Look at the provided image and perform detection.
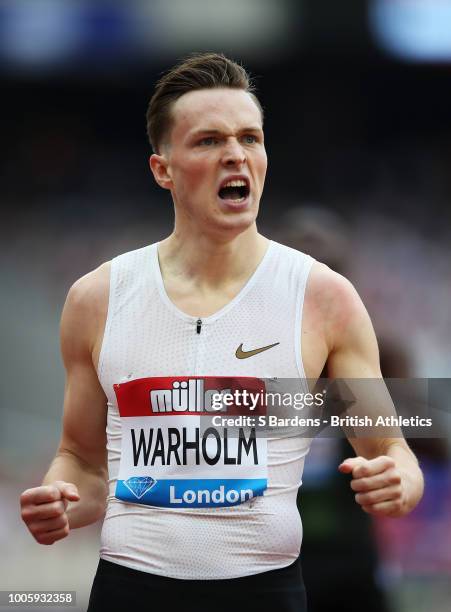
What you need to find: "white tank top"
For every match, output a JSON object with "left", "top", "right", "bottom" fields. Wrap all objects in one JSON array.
[{"left": 98, "top": 239, "right": 314, "bottom": 579}]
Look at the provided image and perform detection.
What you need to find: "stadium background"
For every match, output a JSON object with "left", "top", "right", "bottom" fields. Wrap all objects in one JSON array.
[{"left": 1, "top": 1, "right": 450, "bottom": 611}]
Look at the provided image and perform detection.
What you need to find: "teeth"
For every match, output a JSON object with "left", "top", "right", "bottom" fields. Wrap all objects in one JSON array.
[{"left": 223, "top": 179, "right": 247, "bottom": 188}]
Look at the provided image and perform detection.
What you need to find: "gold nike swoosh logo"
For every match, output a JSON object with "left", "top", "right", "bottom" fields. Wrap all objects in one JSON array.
[{"left": 235, "top": 342, "right": 280, "bottom": 359}]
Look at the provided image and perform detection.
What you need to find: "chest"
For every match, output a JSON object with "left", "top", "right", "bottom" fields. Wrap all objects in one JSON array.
[{"left": 162, "top": 277, "right": 249, "bottom": 319}]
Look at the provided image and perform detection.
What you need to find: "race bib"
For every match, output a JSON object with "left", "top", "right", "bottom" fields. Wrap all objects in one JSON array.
[{"left": 114, "top": 376, "right": 268, "bottom": 508}]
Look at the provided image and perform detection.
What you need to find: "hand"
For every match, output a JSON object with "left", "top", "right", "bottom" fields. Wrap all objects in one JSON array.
[
  {"left": 339, "top": 456, "right": 405, "bottom": 517},
  {"left": 20, "top": 481, "right": 80, "bottom": 545}
]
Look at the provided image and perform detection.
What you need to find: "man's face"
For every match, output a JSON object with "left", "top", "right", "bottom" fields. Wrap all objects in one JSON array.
[{"left": 154, "top": 87, "right": 267, "bottom": 236}]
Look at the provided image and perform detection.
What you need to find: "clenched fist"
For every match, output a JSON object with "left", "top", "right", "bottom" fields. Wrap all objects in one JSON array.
[
  {"left": 20, "top": 481, "right": 80, "bottom": 545},
  {"left": 339, "top": 456, "right": 405, "bottom": 517}
]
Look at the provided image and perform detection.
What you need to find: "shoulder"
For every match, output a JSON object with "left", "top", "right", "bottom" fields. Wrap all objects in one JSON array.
[
  {"left": 306, "top": 261, "right": 372, "bottom": 350},
  {"left": 63, "top": 243, "right": 153, "bottom": 323},
  {"left": 61, "top": 262, "right": 111, "bottom": 358},
  {"left": 307, "top": 261, "right": 363, "bottom": 316},
  {"left": 65, "top": 261, "right": 111, "bottom": 316}
]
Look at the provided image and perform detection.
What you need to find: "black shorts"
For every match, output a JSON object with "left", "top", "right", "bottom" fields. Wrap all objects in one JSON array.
[{"left": 87, "top": 557, "right": 307, "bottom": 612}]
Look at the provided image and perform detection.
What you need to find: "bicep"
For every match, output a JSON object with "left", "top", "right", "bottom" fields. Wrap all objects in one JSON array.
[
  {"left": 323, "top": 274, "right": 405, "bottom": 457},
  {"left": 326, "top": 278, "right": 381, "bottom": 379},
  {"left": 60, "top": 361, "right": 108, "bottom": 470},
  {"left": 58, "top": 279, "right": 108, "bottom": 471}
]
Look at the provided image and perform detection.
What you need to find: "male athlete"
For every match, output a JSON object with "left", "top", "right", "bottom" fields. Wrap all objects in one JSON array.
[{"left": 20, "top": 53, "right": 424, "bottom": 612}]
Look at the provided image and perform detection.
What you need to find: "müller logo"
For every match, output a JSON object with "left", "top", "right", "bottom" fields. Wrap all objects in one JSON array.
[{"left": 150, "top": 379, "right": 229, "bottom": 413}]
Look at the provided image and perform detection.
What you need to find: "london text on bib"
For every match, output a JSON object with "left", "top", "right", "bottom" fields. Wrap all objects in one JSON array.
[{"left": 114, "top": 376, "right": 268, "bottom": 508}]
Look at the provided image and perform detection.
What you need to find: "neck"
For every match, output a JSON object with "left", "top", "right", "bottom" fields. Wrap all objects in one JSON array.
[{"left": 158, "top": 225, "right": 269, "bottom": 289}]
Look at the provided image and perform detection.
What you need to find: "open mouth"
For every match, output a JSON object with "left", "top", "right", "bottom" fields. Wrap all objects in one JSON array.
[{"left": 218, "top": 179, "right": 250, "bottom": 203}]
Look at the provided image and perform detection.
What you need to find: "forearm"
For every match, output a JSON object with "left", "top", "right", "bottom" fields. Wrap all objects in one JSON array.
[
  {"left": 43, "top": 450, "right": 108, "bottom": 529},
  {"left": 383, "top": 440, "right": 424, "bottom": 515}
]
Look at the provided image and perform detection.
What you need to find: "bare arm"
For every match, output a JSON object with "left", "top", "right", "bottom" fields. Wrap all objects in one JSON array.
[
  {"left": 316, "top": 265, "right": 424, "bottom": 517},
  {"left": 21, "top": 264, "right": 110, "bottom": 543}
]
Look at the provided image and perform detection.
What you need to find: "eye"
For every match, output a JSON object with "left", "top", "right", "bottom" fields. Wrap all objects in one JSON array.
[
  {"left": 198, "top": 137, "right": 218, "bottom": 146},
  {"left": 242, "top": 134, "right": 258, "bottom": 144}
]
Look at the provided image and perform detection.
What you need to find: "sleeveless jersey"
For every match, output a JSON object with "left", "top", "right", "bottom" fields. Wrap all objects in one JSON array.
[{"left": 98, "top": 240, "right": 315, "bottom": 579}]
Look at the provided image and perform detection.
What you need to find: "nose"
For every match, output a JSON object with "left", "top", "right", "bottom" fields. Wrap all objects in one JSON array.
[{"left": 222, "top": 138, "right": 246, "bottom": 167}]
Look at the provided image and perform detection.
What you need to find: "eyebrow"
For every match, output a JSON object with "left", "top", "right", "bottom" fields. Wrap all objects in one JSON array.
[{"left": 191, "top": 127, "right": 263, "bottom": 137}]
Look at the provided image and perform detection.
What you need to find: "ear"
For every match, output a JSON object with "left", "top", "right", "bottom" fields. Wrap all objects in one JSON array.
[{"left": 149, "top": 154, "right": 173, "bottom": 190}]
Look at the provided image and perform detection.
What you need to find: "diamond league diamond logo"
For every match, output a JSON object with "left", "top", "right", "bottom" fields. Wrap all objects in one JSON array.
[{"left": 124, "top": 476, "right": 157, "bottom": 499}]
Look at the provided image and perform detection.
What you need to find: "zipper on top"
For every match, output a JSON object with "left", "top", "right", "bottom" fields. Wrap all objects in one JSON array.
[{"left": 194, "top": 318, "right": 203, "bottom": 375}]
